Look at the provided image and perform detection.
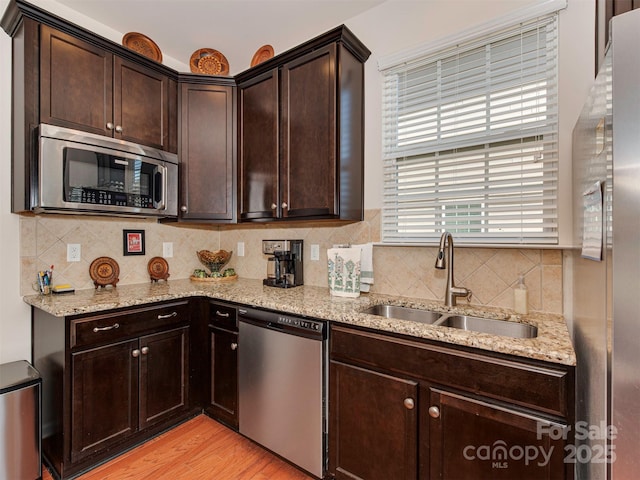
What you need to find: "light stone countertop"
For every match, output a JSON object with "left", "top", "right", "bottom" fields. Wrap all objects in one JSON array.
[{"left": 23, "top": 277, "right": 576, "bottom": 366}]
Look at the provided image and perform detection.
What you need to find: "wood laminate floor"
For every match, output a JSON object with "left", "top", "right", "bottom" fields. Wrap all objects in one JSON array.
[{"left": 42, "top": 415, "right": 314, "bottom": 480}]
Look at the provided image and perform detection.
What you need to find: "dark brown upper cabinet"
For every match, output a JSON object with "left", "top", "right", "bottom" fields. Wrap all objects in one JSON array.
[
  {"left": 3, "top": 1, "right": 370, "bottom": 225},
  {"left": 237, "top": 70, "right": 280, "bottom": 221},
  {"left": 40, "top": 25, "right": 177, "bottom": 153},
  {"left": 237, "top": 25, "right": 370, "bottom": 223},
  {"left": 179, "top": 78, "right": 236, "bottom": 222}
]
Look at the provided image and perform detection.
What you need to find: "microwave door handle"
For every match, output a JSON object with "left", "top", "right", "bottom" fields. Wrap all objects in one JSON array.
[{"left": 154, "top": 165, "right": 167, "bottom": 210}]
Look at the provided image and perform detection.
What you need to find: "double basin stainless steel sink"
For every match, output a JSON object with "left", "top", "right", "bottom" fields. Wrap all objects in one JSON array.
[{"left": 362, "top": 304, "right": 537, "bottom": 339}]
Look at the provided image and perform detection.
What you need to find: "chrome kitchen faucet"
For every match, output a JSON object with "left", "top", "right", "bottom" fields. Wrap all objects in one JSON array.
[{"left": 435, "top": 232, "right": 472, "bottom": 307}]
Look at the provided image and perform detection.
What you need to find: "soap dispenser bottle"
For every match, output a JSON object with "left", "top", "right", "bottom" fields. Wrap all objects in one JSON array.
[{"left": 514, "top": 274, "right": 528, "bottom": 314}]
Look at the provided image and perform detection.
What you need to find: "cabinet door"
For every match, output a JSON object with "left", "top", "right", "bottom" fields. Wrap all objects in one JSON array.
[
  {"left": 208, "top": 326, "right": 238, "bottom": 428},
  {"left": 427, "top": 387, "right": 568, "bottom": 480},
  {"left": 281, "top": 44, "right": 337, "bottom": 219},
  {"left": 238, "top": 70, "right": 279, "bottom": 220},
  {"left": 329, "top": 360, "right": 418, "bottom": 480},
  {"left": 139, "top": 327, "right": 189, "bottom": 429},
  {"left": 70, "top": 339, "right": 139, "bottom": 463},
  {"left": 114, "top": 57, "right": 172, "bottom": 151},
  {"left": 40, "top": 25, "right": 113, "bottom": 136},
  {"left": 179, "top": 83, "right": 235, "bottom": 221}
]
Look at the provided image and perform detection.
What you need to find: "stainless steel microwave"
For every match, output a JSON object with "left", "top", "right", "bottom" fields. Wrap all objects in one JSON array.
[{"left": 33, "top": 124, "right": 178, "bottom": 217}]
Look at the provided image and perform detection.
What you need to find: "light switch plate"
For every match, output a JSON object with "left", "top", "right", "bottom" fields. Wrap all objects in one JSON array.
[
  {"left": 163, "top": 242, "right": 173, "bottom": 258},
  {"left": 310, "top": 244, "right": 320, "bottom": 261},
  {"left": 237, "top": 242, "right": 245, "bottom": 257}
]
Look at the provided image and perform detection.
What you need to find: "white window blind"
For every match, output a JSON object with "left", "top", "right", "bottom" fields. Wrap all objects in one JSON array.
[{"left": 381, "top": 14, "right": 559, "bottom": 245}]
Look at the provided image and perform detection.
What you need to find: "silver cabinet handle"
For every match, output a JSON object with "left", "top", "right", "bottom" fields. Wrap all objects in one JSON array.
[
  {"left": 271, "top": 203, "right": 277, "bottom": 210},
  {"left": 132, "top": 349, "right": 141, "bottom": 358},
  {"left": 93, "top": 323, "right": 119, "bottom": 333},
  {"left": 115, "top": 125, "right": 123, "bottom": 133},
  {"left": 157, "top": 312, "right": 178, "bottom": 320},
  {"left": 404, "top": 398, "right": 415, "bottom": 410},
  {"left": 428, "top": 406, "right": 440, "bottom": 418},
  {"left": 141, "top": 346, "right": 149, "bottom": 355},
  {"left": 106, "top": 122, "right": 114, "bottom": 130},
  {"left": 231, "top": 342, "right": 238, "bottom": 350},
  {"left": 281, "top": 202, "right": 288, "bottom": 209},
  {"left": 180, "top": 205, "right": 188, "bottom": 212},
  {"left": 216, "top": 310, "right": 230, "bottom": 318}
]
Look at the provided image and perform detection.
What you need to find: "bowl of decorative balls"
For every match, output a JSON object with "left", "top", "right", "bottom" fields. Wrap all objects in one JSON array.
[{"left": 191, "top": 249, "right": 237, "bottom": 282}]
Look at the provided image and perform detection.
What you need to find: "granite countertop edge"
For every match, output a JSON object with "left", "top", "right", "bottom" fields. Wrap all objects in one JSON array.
[{"left": 23, "top": 277, "right": 576, "bottom": 367}]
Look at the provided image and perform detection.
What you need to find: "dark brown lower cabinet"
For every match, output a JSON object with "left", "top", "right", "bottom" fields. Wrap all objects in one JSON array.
[
  {"left": 328, "top": 325, "right": 575, "bottom": 480},
  {"left": 70, "top": 327, "right": 189, "bottom": 463},
  {"left": 71, "top": 339, "right": 139, "bottom": 463},
  {"left": 34, "top": 301, "right": 194, "bottom": 480},
  {"left": 206, "top": 301, "right": 239, "bottom": 428},
  {"left": 208, "top": 326, "right": 238, "bottom": 427},
  {"left": 427, "top": 386, "right": 567, "bottom": 480},
  {"left": 330, "top": 361, "right": 418, "bottom": 480},
  {"left": 139, "top": 327, "right": 189, "bottom": 428},
  {"left": 70, "top": 326, "right": 189, "bottom": 464}
]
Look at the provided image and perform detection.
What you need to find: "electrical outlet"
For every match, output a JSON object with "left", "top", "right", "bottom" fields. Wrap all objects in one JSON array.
[
  {"left": 310, "top": 244, "right": 320, "bottom": 261},
  {"left": 237, "top": 242, "right": 245, "bottom": 257},
  {"left": 163, "top": 242, "right": 173, "bottom": 258},
  {"left": 67, "top": 244, "right": 81, "bottom": 262}
]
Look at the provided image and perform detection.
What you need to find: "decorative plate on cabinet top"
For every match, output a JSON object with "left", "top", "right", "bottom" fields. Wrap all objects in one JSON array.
[
  {"left": 251, "top": 44, "right": 274, "bottom": 67},
  {"left": 189, "top": 48, "right": 229, "bottom": 75},
  {"left": 122, "top": 32, "right": 163, "bottom": 62},
  {"left": 148, "top": 256, "right": 170, "bottom": 282},
  {"left": 89, "top": 256, "right": 120, "bottom": 289}
]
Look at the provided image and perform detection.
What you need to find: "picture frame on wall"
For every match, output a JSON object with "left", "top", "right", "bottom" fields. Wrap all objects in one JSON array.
[{"left": 123, "top": 230, "right": 145, "bottom": 256}]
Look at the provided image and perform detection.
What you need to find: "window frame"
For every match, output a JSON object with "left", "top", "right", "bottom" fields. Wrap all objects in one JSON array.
[{"left": 380, "top": 12, "right": 560, "bottom": 246}]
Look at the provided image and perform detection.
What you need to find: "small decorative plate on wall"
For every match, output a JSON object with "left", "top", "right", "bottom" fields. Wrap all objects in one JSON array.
[
  {"left": 189, "top": 48, "right": 229, "bottom": 75},
  {"left": 122, "top": 32, "right": 163, "bottom": 62},
  {"left": 148, "top": 256, "right": 170, "bottom": 282},
  {"left": 89, "top": 257, "right": 120, "bottom": 289}
]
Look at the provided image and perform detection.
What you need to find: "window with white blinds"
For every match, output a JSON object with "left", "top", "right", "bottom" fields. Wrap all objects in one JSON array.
[{"left": 381, "top": 14, "right": 559, "bottom": 245}]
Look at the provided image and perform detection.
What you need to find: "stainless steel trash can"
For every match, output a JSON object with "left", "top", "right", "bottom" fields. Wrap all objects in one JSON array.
[{"left": 0, "top": 360, "right": 42, "bottom": 480}]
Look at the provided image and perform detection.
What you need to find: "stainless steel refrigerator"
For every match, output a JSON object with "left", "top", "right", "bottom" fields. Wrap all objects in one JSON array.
[{"left": 571, "top": 8, "right": 640, "bottom": 480}]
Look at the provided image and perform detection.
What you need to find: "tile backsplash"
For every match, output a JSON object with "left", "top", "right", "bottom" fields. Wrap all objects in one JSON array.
[
  {"left": 20, "top": 215, "right": 219, "bottom": 294},
  {"left": 20, "top": 209, "right": 563, "bottom": 314}
]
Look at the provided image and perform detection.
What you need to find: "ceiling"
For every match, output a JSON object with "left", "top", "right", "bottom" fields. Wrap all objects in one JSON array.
[{"left": 51, "top": 0, "right": 386, "bottom": 75}]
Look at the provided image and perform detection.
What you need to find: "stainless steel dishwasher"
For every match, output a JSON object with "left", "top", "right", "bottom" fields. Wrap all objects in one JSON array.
[{"left": 238, "top": 307, "right": 326, "bottom": 478}]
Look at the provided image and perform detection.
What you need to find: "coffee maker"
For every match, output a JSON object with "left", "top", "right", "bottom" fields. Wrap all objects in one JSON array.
[{"left": 262, "top": 240, "right": 303, "bottom": 288}]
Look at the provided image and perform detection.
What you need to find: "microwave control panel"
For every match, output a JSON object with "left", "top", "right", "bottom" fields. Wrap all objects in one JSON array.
[{"left": 69, "top": 188, "right": 154, "bottom": 208}]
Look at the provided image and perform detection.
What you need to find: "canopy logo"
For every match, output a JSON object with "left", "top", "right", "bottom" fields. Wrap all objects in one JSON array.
[
  {"left": 462, "top": 440, "right": 554, "bottom": 469},
  {"left": 462, "top": 421, "right": 617, "bottom": 470}
]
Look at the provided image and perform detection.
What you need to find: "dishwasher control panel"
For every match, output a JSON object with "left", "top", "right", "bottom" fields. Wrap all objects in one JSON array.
[
  {"left": 238, "top": 307, "right": 325, "bottom": 339},
  {"left": 275, "top": 315, "right": 323, "bottom": 332}
]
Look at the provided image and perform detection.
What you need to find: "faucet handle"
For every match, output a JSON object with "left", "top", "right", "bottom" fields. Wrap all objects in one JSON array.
[{"left": 466, "top": 289, "right": 473, "bottom": 303}]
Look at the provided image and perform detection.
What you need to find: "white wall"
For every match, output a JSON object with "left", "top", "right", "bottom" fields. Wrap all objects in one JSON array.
[
  {"left": 25, "top": 0, "right": 189, "bottom": 70},
  {"left": 0, "top": 0, "right": 594, "bottom": 362},
  {"left": 0, "top": 0, "right": 32, "bottom": 363},
  {"left": 346, "top": 0, "right": 594, "bottom": 247}
]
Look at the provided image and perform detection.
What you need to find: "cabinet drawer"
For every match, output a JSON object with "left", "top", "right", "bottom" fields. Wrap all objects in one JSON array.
[
  {"left": 70, "top": 301, "right": 189, "bottom": 349},
  {"left": 209, "top": 302, "right": 237, "bottom": 331},
  {"left": 331, "top": 325, "right": 573, "bottom": 418}
]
